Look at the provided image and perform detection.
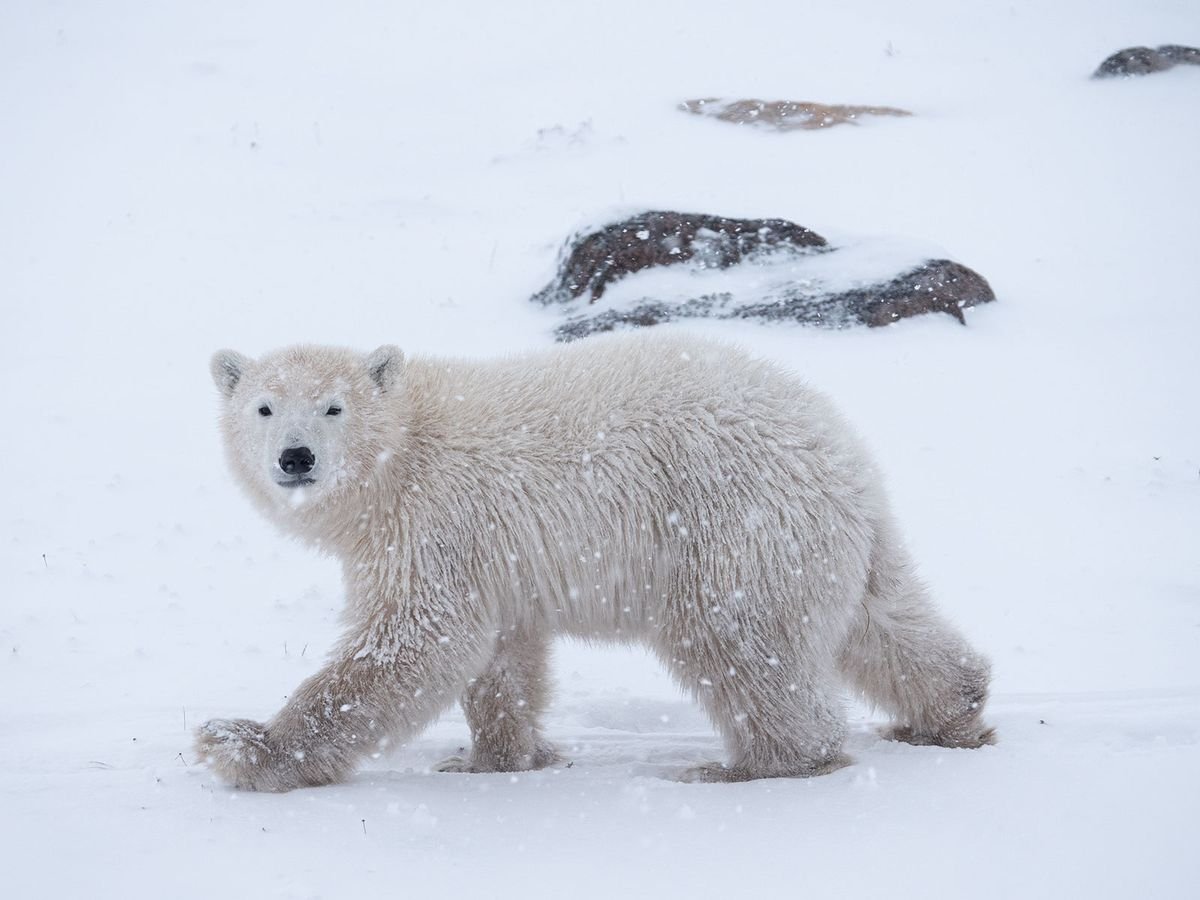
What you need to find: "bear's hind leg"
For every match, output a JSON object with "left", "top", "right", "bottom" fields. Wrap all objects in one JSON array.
[
  {"left": 437, "top": 627, "right": 560, "bottom": 773},
  {"left": 840, "top": 539, "right": 995, "bottom": 749},
  {"left": 661, "top": 620, "right": 851, "bottom": 782}
]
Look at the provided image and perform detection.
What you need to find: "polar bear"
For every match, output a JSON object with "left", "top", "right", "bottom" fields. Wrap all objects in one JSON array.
[{"left": 197, "top": 333, "right": 993, "bottom": 791}]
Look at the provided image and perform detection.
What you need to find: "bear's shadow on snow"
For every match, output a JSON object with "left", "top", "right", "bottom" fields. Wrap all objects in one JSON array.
[{"left": 363, "top": 696, "right": 897, "bottom": 782}]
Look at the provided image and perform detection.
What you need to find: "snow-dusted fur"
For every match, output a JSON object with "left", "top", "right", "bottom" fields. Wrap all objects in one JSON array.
[{"left": 197, "top": 333, "right": 993, "bottom": 791}]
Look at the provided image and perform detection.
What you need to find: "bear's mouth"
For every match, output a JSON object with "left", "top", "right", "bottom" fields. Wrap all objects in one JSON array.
[{"left": 276, "top": 477, "right": 317, "bottom": 489}]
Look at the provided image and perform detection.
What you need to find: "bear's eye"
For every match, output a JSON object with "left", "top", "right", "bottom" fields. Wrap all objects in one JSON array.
[
  {"left": 258, "top": 405, "right": 272, "bottom": 417},
  {"left": 326, "top": 405, "right": 342, "bottom": 417}
]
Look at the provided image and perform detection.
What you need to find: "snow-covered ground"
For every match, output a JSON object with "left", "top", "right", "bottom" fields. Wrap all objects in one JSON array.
[{"left": 3, "top": 1, "right": 1198, "bottom": 897}]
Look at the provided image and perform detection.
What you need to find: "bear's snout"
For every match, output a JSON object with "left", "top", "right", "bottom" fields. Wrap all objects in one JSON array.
[{"left": 279, "top": 446, "right": 315, "bottom": 477}]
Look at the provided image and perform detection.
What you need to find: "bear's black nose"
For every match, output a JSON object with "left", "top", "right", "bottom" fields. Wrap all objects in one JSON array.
[{"left": 279, "top": 446, "right": 315, "bottom": 475}]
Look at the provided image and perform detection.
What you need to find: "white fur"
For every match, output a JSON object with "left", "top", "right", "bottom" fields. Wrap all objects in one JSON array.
[{"left": 198, "top": 332, "right": 993, "bottom": 791}]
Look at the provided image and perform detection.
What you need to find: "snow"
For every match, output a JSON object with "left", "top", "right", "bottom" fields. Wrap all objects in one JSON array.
[{"left": 3, "top": 0, "right": 1199, "bottom": 897}]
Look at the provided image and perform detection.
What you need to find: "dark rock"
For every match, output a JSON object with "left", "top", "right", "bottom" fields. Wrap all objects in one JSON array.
[
  {"left": 790, "top": 258, "right": 995, "bottom": 327},
  {"left": 532, "top": 210, "right": 828, "bottom": 305},
  {"left": 552, "top": 259, "right": 995, "bottom": 342},
  {"left": 1093, "top": 44, "right": 1200, "bottom": 78},
  {"left": 1159, "top": 45, "right": 1200, "bottom": 65},
  {"left": 681, "top": 98, "right": 913, "bottom": 131}
]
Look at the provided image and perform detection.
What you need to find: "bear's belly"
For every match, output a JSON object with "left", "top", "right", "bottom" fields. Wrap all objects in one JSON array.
[{"left": 468, "top": 533, "right": 678, "bottom": 642}]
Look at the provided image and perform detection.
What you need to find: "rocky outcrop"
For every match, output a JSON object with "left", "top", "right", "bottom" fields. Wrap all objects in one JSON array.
[
  {"left": 552, "top": 259, "right": 993, "bottom": 341},
  {"left": 1093, "top": 45, "right": 1200, "bottom": 77},
  {"left": 680, "top": 98, "right": 912, "bottom": 131},
  {"left": 534, "top": 213, "right": 996, "bottom": 342},
  {"left": 531, "top": 211, "right": 827, "bottom": 305}
]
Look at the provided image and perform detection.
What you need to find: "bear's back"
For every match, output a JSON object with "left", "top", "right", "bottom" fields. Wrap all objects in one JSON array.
[{"left": 405, "top": 332, "right": 823, "bottom": 446}]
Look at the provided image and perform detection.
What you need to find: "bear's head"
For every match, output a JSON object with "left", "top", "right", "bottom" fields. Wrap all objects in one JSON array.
[{"left": 210, "top": 345, "right": 406, "bottom": 527}]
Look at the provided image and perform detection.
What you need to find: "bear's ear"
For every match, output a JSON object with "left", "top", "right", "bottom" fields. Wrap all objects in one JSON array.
[
  {"left": 211, "top": 350, "right": 252, "bottom": 399},
  {"left": 365, "top": 345, "right": 405, "bottom": 392}
]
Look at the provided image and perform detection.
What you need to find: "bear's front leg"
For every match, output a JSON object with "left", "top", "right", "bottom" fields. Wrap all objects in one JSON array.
[
  {"left": 194, "top": 657, "right": 384, "bottom": 792},
  {"left": 195, "top": 717, "right": 305, "bottom": 792},
  {"left": 197, "top": 600, "right": 491, "bottom": 791},
  {"left": 436, "top": 626, "right": 560, "bottom": 773}
]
